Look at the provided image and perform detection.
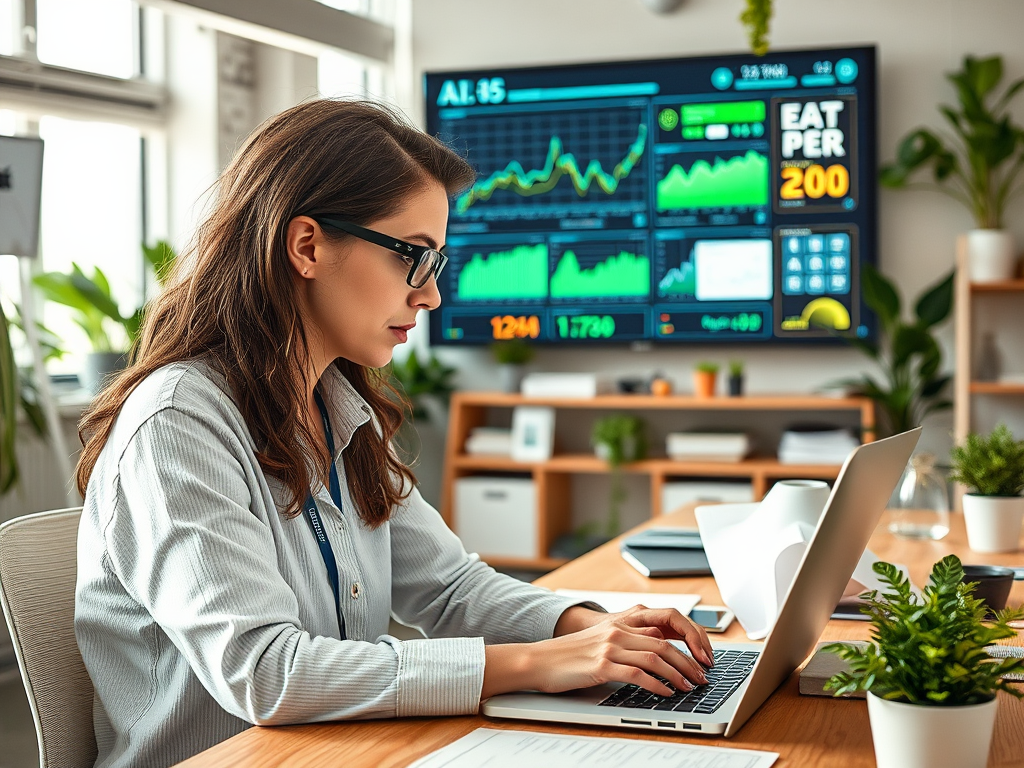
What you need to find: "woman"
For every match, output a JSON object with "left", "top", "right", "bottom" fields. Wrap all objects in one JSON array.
[{"left": 74, "top": 100, "right": 713, "bottom": 768}]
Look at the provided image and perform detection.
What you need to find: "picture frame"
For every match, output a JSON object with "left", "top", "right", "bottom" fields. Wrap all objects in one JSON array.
[{"left": 510, "top": 405, "right": 555, "bottom": 462}]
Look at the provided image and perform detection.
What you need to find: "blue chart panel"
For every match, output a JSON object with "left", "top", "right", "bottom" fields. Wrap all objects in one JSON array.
[{"left": 442, "top": 105, "right": 648, "bottom": 233}]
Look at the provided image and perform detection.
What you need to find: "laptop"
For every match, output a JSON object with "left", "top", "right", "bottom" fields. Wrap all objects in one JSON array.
[{"left": 483, "top": 427, "right": 921, "bottom": 737}]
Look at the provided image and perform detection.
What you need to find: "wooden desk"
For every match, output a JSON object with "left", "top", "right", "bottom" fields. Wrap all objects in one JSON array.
[{"left": 176, "top": 507, "right": 1024, "bottom": 768}]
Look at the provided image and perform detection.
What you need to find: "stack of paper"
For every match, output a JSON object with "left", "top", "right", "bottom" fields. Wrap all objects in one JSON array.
[
  {"left": 778, "top": 426, "right": 858, "bottom": 465},
  {"left": 666, "top": 432, "right": 751, "bottom": 462},
  {"left": 464, "top": 427, "right": 512, "bottom": 456}
]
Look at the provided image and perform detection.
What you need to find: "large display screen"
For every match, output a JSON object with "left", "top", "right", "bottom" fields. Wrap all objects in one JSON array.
[{"left": 424, "top": 46, "right": 876, "bottom": 345}]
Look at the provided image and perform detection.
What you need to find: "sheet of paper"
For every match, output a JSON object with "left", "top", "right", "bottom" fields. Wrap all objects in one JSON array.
[
  {"left": 555, "top": 589, "right": 701, "bottom": 616},
  {"left": 409, "top": 728, "right": 779, "bottom": 768}
]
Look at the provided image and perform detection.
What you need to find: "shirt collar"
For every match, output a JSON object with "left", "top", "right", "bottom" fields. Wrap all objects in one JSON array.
[{"left": 318, "top": 364, "right": 373, "bottom": 455}]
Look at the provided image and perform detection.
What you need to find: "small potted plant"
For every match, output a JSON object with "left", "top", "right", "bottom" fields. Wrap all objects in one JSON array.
[
  {"left": 490, "top": 338, "right": 534, "bottom": 393},
  {"left": 949, "top": 424, "right": 1024, "bottom": 552},
  {"left": 591, "top": 414, "right": 647, "bottom": 538},
  {"left": 727, "top": 360, "right": 745, "bottom": 397},
  {"left": 692, "top": 361, "right": 719, "bottom": 398},
  {"left": 825, "top": 555, "right": 1024, "bottom": 768}
]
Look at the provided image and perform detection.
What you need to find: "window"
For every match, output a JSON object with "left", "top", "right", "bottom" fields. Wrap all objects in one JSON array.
[
  {"left": 37, "top": 115, "right": 143, "bottom": 358},
  {"left": 36, "top": 0, "right": 137, "bottom": 79}
]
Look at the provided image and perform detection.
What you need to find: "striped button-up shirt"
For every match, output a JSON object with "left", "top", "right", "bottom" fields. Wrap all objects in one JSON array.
[{"left": 75, "top": 362, "right": 583, "bottom": 768}]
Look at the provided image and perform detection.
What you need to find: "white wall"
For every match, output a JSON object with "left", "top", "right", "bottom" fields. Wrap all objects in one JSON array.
[{"left": 410, "top": 0, "right": 1024, "bottom": 459}]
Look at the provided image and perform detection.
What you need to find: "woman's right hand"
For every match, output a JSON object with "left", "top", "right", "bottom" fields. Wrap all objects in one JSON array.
[{"left": 482, "top": 611, "right": 711, "bottom": 700}]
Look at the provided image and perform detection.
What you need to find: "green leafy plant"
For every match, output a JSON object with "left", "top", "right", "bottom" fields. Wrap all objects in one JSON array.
[
  {"left": 386, "top": 351, "right": 457, "bottom": 422},
  {"left": 740, "top": 0, "right": 773, "bottom": 56},
  {"left": 591, "top": 414, "right": 647, "bottom": 537},
  {"left": 33, "top": 240, "right": 177, "bottom": 353},
  {"left": 0, "top": 302, "right": 64, "bottom": 495},
  {"left": 831, "top": 263, "right": 953, "bottom": 436},
  {"left": 695, "top": 361, "right": 720, "bottom": 374},
  {"left": 490, "top": 338, "right": 535, "bottom": 366},
  {"left": 880, "top": 55, "right": 1024, "bottom": 229},
  {"left": 949, "top": 424, "right": 1024, "bottom": 497},
  {"left": 728, "top": 360, "right": 745, "bottom": 377},
  {"left": 825, "top": 555, "right": 1024, "bottom": 705}
]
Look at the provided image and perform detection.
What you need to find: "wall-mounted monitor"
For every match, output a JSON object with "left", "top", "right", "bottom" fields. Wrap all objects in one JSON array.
[{"left": 424, "top": 46, "right": 877, "bottom": 346}]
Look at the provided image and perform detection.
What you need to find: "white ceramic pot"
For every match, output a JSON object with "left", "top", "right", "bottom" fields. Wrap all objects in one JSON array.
[
  {"left": 867, "top": 692, "right": 997, "bottom": 768},
  {"left": 966, "top": 229, "right": 1017, "bottom": 283},
  {"left": 498, "top": 363, "right": 525, "bottom": 394},
  {"left": 963, "top": 494, "right": 1024, "bottom": 553}
]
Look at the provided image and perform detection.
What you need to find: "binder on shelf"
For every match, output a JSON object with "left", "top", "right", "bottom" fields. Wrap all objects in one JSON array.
[{"left": 666, "top": 432, "right": 751, "bottom": 462}]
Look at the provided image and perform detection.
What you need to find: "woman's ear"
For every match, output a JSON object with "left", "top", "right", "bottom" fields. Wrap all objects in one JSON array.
[{"left": 286, "top": 216, "right": 320, "bottom": 279}]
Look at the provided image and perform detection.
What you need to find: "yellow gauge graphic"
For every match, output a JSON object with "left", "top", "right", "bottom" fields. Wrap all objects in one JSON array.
[{"left": 801, "top": 297, "right": 851, "bottom": 330}]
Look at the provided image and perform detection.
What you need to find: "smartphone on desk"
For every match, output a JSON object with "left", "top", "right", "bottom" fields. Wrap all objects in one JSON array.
[{"left": 688, "top": 605, "right": 734, "bottom": 633}]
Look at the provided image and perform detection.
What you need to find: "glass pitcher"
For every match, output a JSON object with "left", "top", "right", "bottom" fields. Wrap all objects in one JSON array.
[{"left": 887, "top": 452, "right": 950, "bottom": 540}]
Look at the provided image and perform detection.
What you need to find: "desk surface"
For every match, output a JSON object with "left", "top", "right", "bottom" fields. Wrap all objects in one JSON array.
[{"left": 176, "top": 507, "right": 1024, "bottom": 768}]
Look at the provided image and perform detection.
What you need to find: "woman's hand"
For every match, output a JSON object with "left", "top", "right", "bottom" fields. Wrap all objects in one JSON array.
[{"left": 482, "top": 605, "right": 714, "bottom": 700}]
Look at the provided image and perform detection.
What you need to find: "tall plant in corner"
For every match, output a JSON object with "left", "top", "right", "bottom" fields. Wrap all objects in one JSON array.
[
  {"left": 880, "top": 55, "right": 1024, "bottom": 281},
  {"left": 834, "top": 264, "right": 954, "bottom": 437}
]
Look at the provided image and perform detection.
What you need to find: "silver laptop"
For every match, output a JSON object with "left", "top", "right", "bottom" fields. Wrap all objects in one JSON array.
[{"left": 483, "top": 427, "right": 921, "bottom": 737}]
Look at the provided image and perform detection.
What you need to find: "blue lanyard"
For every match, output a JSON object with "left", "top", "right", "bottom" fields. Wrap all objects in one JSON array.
[{"left": 303, "top": 388, "right": 345, "bottom": 637}]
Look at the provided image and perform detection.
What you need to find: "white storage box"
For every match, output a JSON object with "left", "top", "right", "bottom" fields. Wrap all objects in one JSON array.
[
  {"left": 662, "top": 480, "right": 754, "bottom": 514},
  {"left": 454, "top": 477, "right": 537, "bottom": 559}
]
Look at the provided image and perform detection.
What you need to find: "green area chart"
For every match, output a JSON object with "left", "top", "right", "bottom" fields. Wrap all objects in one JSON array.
[
  {"left": 456, "top": 124, "right": 648, "bottom": 214},
  {"left": 657, "top": 150, "right": 768, "bottom": 211},
  {"left": 457, "top": 244, "right": 548, "bottom": 300},
  {"left": 550, "top": 250, "right": 649, "bottom": 298}
]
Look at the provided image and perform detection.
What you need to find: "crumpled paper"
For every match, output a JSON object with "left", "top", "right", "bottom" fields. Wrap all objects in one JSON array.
[{"left": 696, "top": 479, "right": 888, "bottom": 640}]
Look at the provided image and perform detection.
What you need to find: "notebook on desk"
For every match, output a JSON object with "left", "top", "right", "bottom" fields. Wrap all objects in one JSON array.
[
  {"left": 619, "top": 528, "right": 711, "bottom": 577},
  {"left": 483, "top": 428, "right": 921, "bottom": 737}
]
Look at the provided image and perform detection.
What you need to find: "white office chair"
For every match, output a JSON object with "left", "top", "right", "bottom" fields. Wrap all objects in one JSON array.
[{"left": 0, "top": 507, "right": 97, "bottom": 768}]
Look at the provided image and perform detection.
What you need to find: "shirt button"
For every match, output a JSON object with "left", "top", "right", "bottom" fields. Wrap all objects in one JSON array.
[{"left": 350, "top": 582, "right": 361, "bottom": 599}]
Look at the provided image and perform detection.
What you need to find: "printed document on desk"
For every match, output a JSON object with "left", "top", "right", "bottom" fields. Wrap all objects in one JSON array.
[
  {"left": 409, "top": 728, "right": 779, "bottom": 768},
  {"left": 554, "top": 589, "right": 701, "bottom": 615}
]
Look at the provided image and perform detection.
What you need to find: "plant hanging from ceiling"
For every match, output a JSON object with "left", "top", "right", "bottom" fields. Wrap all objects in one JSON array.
[{"left": 740, "top": 0, "right": 773, "bottom": 57}]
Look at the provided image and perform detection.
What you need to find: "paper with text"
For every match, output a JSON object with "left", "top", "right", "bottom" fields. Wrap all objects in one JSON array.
[{"left": 409, "top": 728, "right": 779, "bottom": 768}]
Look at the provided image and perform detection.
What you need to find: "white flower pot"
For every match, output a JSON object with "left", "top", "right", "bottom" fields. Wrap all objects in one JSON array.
[
  {"left": 963, "top": 494, "right": 1024, "bottom": 553},
  {"left": 867, "top": 692, "right": 997, "bottom": 768},
  {"left": 966, "top": 229, "right": 1017, "bottom": 283}
]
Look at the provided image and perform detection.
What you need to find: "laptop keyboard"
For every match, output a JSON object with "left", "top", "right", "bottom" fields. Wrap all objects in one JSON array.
[{"left": 597, "top": 649, "right": 758, "bottom": 715}]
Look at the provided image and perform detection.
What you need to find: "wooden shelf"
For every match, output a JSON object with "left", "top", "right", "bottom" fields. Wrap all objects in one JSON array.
[
  {"left": 451, "top": 391, "right": 874, "bottom": 412},
  {"left": 970, "top": 381, "right": 1024, "bottom": 395},
  {"left": 970, "top": 279, "right": 1024, "bottom": 293},
  {"left": 454, "top": 452, "right": 844, "bottom": 477},
  {"left": 443, "top": 391, "right": 874, "bottom": 570}
]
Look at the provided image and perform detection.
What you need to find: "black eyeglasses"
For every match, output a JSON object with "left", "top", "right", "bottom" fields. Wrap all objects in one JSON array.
[{"left": 315, "top": 218, "right": 447, "bottom": 289}]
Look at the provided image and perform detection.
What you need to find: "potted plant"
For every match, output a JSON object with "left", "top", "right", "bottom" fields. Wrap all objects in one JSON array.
[
  {"left": 825, "top": 555, "right": 1024, "bottom": 768},
  {"left": 0, "top": 302, "right": 64, "bottom": 495},
  {"left": 949, "top": 424, "right": 1024, "bottom": 553},
  {"left": 727, "top": 360, "right": 745, "bottom": 397},
  {"left": 591, "top": 414, "right": 647, "bottom": 539},
  {"left": 880, "top": 55, "right": 1024, "bottom": 282},
  {"left": 831, "top": 264, "right": 953, "bottom": 437},
  {"left": 693, "top": 362, "right": 719, "bottom": 398},
  {"left": 490, "top": 338, "right": 534, "bottom": 394},
  {"left": 34, "top": 241, "right": 177, "bottom": 393}
]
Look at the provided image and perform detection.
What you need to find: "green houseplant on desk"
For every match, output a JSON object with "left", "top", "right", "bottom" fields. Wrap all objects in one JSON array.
[
  {"left": 825, "top": 555, "right": 1024, "bottom": 768},
  {"left": 949, "top": 423, "right": 1024, "bottom": 553}
]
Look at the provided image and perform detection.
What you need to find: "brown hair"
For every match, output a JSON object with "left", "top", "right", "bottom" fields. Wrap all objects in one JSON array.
[{"left": 76, "top": 99, "right": 475, "bottom": 527}]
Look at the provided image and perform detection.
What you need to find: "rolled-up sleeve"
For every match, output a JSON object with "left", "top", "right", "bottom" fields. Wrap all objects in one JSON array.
[{"left": 389, "top": 487, "right": 591, "bottom": 648}]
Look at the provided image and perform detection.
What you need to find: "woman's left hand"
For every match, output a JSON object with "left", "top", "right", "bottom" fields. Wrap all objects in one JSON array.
[{"left": 554, "top": 604, "right": 714, "bottom": 668}]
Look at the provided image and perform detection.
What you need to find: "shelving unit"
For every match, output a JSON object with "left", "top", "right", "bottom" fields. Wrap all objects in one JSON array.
[
  {"left": 953, "top": 236, "right": 1024, "bottom": 448},
  {"left": 442, "top": 391, "right": 875, "bottom": 570}
]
